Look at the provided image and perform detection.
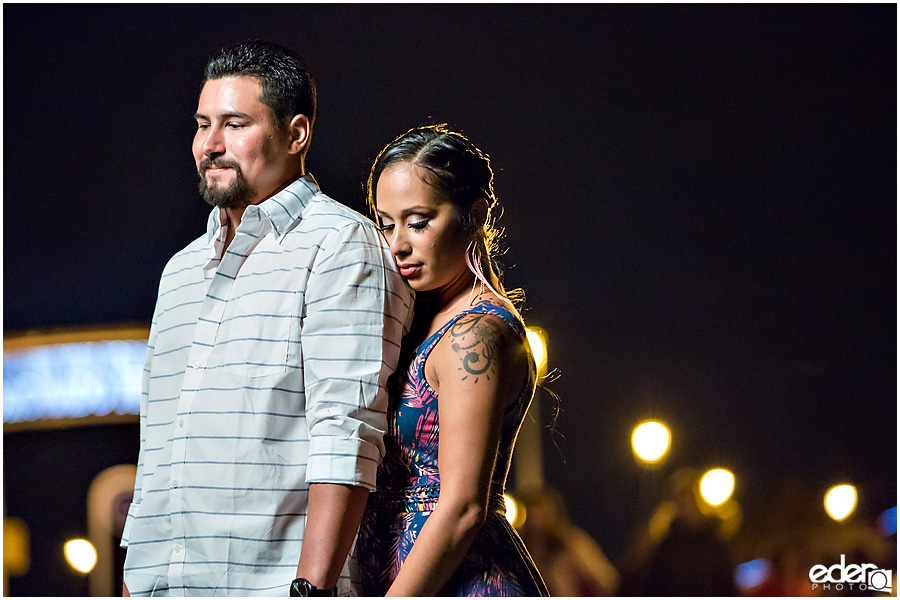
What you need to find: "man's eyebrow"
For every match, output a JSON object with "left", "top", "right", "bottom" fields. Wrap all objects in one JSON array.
[{"left": 193, "top": 111, "right": 253, "bottom": 121}]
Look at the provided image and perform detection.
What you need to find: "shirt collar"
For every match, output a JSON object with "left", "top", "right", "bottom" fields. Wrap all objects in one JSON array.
[{"left": 205, "top": 173, "right": 320, "bottom": 243}]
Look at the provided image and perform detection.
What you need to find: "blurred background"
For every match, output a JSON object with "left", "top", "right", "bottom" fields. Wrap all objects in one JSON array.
[{"left": 3, "top": 4, "right": 895, "bottom": 596}]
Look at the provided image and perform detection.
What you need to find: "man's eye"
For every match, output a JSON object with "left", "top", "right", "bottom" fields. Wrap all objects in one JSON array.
[
  {"left": 197, "top": 123, "right": 209, "bottom": 130},
  {"left": 226, "top": 122, "right": 243, "bottom": 129}
]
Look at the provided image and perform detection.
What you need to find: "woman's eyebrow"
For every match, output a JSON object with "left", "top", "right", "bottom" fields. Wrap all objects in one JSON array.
[
  {"left": 399, "top": 205, "right": 435, "bottom": 217},
  {"left": 376, "top": 205, "right": 435, "bottom": 218}
]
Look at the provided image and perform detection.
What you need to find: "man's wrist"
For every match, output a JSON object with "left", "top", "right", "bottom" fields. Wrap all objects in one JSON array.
[{"left": 290, "top": 577, "right": 337, "bottom": 597}]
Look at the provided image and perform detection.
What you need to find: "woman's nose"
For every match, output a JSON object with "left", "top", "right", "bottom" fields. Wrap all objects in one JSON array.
[{"left": 389, "top": 229, "right": 410, "bottom": 256}]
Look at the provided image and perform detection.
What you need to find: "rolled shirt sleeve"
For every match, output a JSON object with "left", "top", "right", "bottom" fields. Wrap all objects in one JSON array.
[{"left": 302, "top": 221, "right": 413, "bottom": 490}]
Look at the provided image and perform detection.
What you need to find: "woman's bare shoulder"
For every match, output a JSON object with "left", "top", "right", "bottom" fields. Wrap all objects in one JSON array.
[{"left": 430, "top": 306, "right": 526, "bottom": 388}]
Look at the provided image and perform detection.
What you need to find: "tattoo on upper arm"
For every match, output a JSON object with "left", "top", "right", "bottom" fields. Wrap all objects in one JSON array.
[{"left": 448, "top": 314, "right": 509, "bottom": 383}]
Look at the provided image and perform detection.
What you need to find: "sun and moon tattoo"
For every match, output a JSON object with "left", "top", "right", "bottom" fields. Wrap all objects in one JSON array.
[{"left": 447, "top": 313, "right": 512, "bottom": 384}]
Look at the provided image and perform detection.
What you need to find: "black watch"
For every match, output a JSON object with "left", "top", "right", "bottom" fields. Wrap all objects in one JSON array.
[{"left": 290, "top": 578, "right": 337, "bottom": 597}]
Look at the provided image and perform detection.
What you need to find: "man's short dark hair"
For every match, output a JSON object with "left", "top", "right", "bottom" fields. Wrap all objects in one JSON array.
[{"left": 203, "top": 40, "right": 317, "bottom": 131}]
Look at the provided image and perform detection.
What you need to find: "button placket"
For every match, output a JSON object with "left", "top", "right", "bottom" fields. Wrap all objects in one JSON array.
[{"left": 167, "top": 210, "right": 268, "bottom": 590}]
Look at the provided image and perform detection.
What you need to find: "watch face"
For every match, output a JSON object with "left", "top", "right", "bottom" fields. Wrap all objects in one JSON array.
[
  {"left": 291, "top": 578, "right": 336, "bottom": 597},
  {"left": 290, "top": 578, "right": 313, "bottom": 597}
]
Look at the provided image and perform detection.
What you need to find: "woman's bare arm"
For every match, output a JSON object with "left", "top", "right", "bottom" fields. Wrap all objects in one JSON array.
[{"left": 386, "top": 313, "right": 526, "bottom": 596}]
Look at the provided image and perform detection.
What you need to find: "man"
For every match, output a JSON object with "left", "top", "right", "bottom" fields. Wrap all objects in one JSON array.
[{"left": 121, "top": 40, "right": 413, "bottom": 596}]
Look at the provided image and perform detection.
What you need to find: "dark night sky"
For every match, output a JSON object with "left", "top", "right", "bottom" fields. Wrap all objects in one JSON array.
[{"left": 4, "top": 4, "right": 896, "bottom": 561}]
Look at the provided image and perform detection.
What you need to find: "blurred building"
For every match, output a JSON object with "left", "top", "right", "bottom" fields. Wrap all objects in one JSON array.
[{"left": 4, "top": 326, "right": 145, "bottom": 596}]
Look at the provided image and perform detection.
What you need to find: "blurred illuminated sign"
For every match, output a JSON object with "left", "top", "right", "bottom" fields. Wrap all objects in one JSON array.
[{"left": 3, "top": 340, "right": 146, "bottom": 423}]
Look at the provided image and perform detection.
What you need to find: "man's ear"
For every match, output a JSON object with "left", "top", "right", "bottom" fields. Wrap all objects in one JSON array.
[{"left": 287, "top": 114, "right": 311, "bottom": 155}]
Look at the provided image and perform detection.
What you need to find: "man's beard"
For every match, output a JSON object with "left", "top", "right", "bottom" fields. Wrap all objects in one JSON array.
[{"left": 198, "top": 158, "right": 255, "bottom": 209}]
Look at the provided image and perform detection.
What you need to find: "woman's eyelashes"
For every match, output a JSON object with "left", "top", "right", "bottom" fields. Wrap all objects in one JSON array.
[
  {"left": 378, "top": 217, "right": 430, "bottom": 233},
  {"left": 378, "top": 220, "right": 428, "bottom": 232}
]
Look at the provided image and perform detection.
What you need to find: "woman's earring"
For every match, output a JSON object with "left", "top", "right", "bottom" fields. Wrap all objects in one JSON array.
[
  {"left": 466, "top": 241, "right": 480, "bottom": 305},
  {"left": 466, "top": 240, "right": 493, "bottom": 305}
]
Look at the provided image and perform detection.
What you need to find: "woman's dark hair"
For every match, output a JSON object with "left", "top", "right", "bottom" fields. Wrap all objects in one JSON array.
[
  {"left": 203, "top": 40, "right": 316, "bottom": 147},
  {"left": 367, "top": 124, "right": 521, "bottom": 304}
]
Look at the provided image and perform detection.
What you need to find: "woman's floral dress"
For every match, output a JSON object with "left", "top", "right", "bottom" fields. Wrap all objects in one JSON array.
[{"left": 357, "top": 301, "right": 549, "bottom": 596}]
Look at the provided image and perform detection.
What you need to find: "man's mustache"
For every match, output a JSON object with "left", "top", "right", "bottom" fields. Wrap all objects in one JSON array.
[{"left": 198, "top": 157, "right": 241, "bottom": 174}]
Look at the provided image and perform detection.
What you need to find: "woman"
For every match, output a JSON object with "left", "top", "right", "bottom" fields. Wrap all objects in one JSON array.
[{"left": 356, "top": 124, "right": 549, "bottom": 596}]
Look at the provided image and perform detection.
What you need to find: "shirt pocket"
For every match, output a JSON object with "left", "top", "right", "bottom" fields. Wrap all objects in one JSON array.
[{"left": 223, "top": 292, "right": 295, "bottom": 379}]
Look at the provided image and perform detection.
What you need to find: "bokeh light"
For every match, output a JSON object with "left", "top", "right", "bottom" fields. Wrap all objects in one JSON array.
[
  {"left": 824, "top": 484, "right": 857, "bottom": 521},
  {"left": 632, "top": 421, "right": 670, "bottom": 463},
  {"left": 699, "top": 468, "right": 735, "bottom": 506},
  {"left": 64, "top": 539, "right": 97, "bottom": 574},
  {"left": 3, "top": 517, "right": 30, "bottom": 576},
  {"left": 503, "top": 493, "right": 525, "bottom": 529},
  {"left": 503, "top": 494, "right": 517, "bottom": 525},
  {"left": 877, "top": 506, "right": 897, "bottom": 536},
  {"left": 525, "top": 328, "right": 547, "bottom": 380},
  {"left": 734, "top": 558, "right": 772, "bottom": 591}
]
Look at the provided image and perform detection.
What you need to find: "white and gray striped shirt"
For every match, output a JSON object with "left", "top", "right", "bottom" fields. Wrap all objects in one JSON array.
[{"left": 121, "top": 174, "right": 413, "bottom": 596}]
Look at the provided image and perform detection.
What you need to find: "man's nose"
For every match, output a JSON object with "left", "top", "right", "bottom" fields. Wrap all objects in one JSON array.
[{"left": 200, "top": 125, "right": 225, "bottom": 157}]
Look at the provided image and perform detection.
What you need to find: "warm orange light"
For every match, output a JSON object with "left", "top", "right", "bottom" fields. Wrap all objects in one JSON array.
[
  {"left": 632, "top": 421, "right": 670, "bottom": 463},
  {"left": 503, "top": 494, "right": 525, "bottom": 529},
  {"left": 64, "top": 539, "right": 97, "bottom": 574},
  {"left": 824, "top": 485, "right": 857, "bottom": 521},
  {"left": 525, "top": 328, "right": 548, "bottom": 381},
  {"left": 700, "top": 469, "right": 735, "bottom": 506}
]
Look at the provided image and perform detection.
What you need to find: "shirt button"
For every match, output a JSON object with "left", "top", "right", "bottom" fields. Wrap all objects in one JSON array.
[
  {"left": 193, "top": 361, "right": 201, "bottom": 369},
  {"left": 179, "top": 419, "right": 185, "bottom": 428},
  {"left": 172, "top": 480, "right": 178, "bottom": 488},
  {"left": 174, "top": 544, "right": 182, "bottom": 553}
]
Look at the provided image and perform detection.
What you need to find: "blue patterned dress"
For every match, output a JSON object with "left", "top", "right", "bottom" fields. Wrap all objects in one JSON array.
[{"left": 357, "top": 301, "right": 549, "bottom": 596}]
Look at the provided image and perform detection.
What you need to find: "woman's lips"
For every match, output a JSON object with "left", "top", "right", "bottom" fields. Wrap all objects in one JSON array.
[{"left": 398, "top": 264, "right": 421, "bottom": 277}]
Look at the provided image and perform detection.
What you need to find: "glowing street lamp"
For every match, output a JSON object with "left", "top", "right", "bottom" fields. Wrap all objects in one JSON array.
[
  {"left": 699, "top": 468, "right": 735, "bottom": 506},
  {"left": 632, "top": 421, "right": 670, "bottom": 464},
  {"left": 64, "top": 539, "right": 97, "bottom": 574},
  {"left": 824, "top": 484, "right": 857, "bottom": 521}
]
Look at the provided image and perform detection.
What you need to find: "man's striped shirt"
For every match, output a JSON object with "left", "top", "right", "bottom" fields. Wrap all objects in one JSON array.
[{"left": 121, "top": 174, "right": 413, "bottom": 596}]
